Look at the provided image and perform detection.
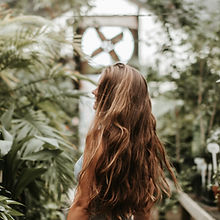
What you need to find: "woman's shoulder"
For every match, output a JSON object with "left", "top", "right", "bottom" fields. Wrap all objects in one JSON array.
[{"left": 74, "top": 155, "right": 84, "bottom": 179}]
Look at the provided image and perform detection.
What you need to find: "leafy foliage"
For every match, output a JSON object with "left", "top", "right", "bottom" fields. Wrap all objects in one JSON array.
[
  {"left": 0, "top": 186, "right": 24, "bottom": 220},
  {"left": 0, "top": 6, "right": 92, "bottom": 219},
  {"left": 131, "top": 0, "right": 199, "bottom": 28},
  {"left": 2, "top": 0, "right": 92, "bottom": 18},
  {"left": 133, "top": 0, "right": 220, "bottom": 163}
]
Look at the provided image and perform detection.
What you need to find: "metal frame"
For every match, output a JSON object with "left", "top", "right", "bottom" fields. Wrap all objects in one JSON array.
[{"left": 75, "top": 15, "right": 139, "bottom": 74}]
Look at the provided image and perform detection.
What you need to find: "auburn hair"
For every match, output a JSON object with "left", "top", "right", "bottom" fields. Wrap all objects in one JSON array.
[{"left": 78, "top": 63, "right": 177, "bottom": 220}]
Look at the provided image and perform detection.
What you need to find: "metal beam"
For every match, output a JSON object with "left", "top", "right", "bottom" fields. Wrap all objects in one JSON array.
[{"left": 79, "top": 15, "right": 138, "bottom": 29}]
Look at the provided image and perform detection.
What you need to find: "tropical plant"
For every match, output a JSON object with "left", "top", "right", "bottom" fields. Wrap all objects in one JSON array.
[
  {"left": 2, "top": 0, "right": 92, "bottom": 18},
  {"left": 0, "top": 186, "right": 23, "bottom": 220},
  {"left": 131, "top": 0, "right": 220, "bottom": 164},
  {"left": 0, "top": 7, "right": 93, "bottom": 219}
]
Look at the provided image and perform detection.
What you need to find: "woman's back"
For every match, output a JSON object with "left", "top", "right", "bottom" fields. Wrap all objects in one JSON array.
[{"left": 67, "top": 63, "right": 177, "bottom": 220}]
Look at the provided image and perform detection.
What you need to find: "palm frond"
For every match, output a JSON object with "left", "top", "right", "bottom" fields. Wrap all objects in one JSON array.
[{"left": 13, "top": 110, "right": 60, "bottom": 141}]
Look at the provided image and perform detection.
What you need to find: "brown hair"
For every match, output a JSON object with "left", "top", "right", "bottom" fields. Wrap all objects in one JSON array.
[{"left": 78, "top": 63, "right": 177, "bottom": 220}]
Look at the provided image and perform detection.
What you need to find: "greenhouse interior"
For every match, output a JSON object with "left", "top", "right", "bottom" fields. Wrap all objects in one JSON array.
[{"left": 0, "top": 0, "right": 219, "bottom": 219}]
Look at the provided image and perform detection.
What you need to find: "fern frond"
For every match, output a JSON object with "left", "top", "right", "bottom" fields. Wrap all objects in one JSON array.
[{"left": 13, "top": 110, "right": 58, "bottom": 141}]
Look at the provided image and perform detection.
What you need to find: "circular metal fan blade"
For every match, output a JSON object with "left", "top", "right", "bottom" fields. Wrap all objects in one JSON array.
[
  {"left": 109, "top": 50, "right": 119, "bottom": 61},
  {"left": 111, "top": 32, "right": 123, "bottom": 45},
  {"left": 95, "top": 27, "right": 106, "bottom": 41},
  {"left": 91, "top": 47, "right": 104, "bottom": 57}
]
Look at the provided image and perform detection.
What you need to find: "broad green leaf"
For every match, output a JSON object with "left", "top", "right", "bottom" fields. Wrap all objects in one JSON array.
[
  {"left": 0, "top": 127, "right": 13, "bottom": 156},
  {"left": 0, "top": 140, "right": 13, "bottom": 156},
  {"left": 43, "top": 143, "right": 59, "bottom": 150},
  {"left": 6, "top": 137, "right": 33, "bottom": 183},
  {"left": 21, "top": 138, "right": 44, "bottom": 157},
  {"left": 0, "top": 206, "right": 6, "bottom": 212},
  {"left": 14, "top": 167, "right": 47, "bottom": 197},
  {"left": 1, "top": 128, "right": 13, "bottom": 142},
  {"left": 13, "top": 110, "right": 62, "bottom": 140},
  {"left": 15, "top": 124, "right": 31, "bottom": 142},
  {"left": 7, "top": 209, "right": 24, "bottom": 217},
  {"left": 5, "top": 200, "right": 23, "bottom": 206},
  {"left": 21, "top": 149, "right": 62, "bottom": 161},
  {"left": 35, "top": 135, "right": 59, "bottom": 149},
  {"left": 0, "top": 104, "right": 14, "bottom": 130},
  {"left": 0, "top": 212, "right": 8, "bottom": 220},
  {"left": 3, "top": 213, "right": 15, "bottom": 220},
  {"left": 0, "top": 196, "right": 8, "bottom": 201}
]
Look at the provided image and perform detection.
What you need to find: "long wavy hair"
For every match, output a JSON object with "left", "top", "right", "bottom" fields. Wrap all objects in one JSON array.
[{"left": 78, "top": 63, "right": 177, "bottom": 220}]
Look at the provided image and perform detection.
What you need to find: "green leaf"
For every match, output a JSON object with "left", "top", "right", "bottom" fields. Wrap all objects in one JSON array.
[
  {"left": 14, "top": 167, "right": 47, "bottom": 197},
  {"left": 1, "top": 128, "right": 13, "bottom": 142},
  {"left": 21, "top": 138, "right": 44, "bottom": 157},
  {"left": 21, "top": 149, "right": 62, "bottom": 161},
  {"left": 69, "top": 72, "right": 97, "bottom": 85},
  {"left": 7, "top": 209, "right": 23, "bottom": 217},
  {"left": 5, "top": 200, "right": 24, "bottom": 206},
  {"left": 0, "top": 213, "right": 8, "bottom": 220},
  {"left": 0, "top": 127, "right": 13, "bottom": 157},
  {"left": 13, "top": 110, "right": 62, "bottom": 141},
  {"left": 0, "top": 196, "right": 8, "bottom": 201},
  {"left": 0, "top": 104, "right": 14, "bottom": 130},
  {"left": 0, "top": 206, "right": 6, "bottom": 212},
  {"left": 3, "top": 213, "right": 15, "bottom": 220},
  {"left": 15, "top": 124, "right": 31, "bottom": 142},
  {"left": 34, "top": 135, "right": 59, "bottom": 149},
  {"left": 5, "top": 137, "right": 33, "bottom": 183},
  {"left": 0, "top": 140, "right": 13, "bottom": 157}
]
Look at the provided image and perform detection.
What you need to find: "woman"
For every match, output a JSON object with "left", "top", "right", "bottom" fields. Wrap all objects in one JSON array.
[{"left": 67, "top": 63, "right": 178, "bottom": 220}]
